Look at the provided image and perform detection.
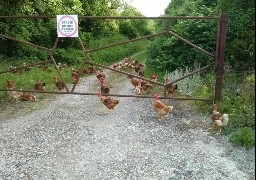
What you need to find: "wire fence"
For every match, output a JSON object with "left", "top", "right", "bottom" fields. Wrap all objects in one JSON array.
[{"left": 222, "top": 67, "right": 255, "bottom": 104}]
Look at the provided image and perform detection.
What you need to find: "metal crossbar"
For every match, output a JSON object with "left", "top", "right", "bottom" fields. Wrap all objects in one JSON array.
[{"left": 0, "top": 14, "right": 227, "bottom": 103}]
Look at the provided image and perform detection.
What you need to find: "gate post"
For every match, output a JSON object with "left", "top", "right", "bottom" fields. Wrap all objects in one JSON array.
[{"left": 214, "top": 13, "right": 228, "bottom": 103}]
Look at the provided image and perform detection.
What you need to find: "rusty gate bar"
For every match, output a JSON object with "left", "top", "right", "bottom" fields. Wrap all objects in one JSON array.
[
  {"left": 0, "top": 89, "right": 212, "bottom": 102},
  {"left": 167, "top": 30, "right": 215, "bottom": 58},
  {"left": 70, "top": 37, "right": 92, "bottom": 92},
  {"left": 214, "top": 13, "right": 228, "bottom": 103},
  {"left": 165, "top": 63, "right": 213, "bottom": 85},
  {"left": 0, "top": 60, "right": 52, "bottom": 75},
  {"left": 163, "top": 63, "right": 213, "bottom": 97},
  {"left": 165, "top": 19, "right": 171, "bottom": 32},
  {"left": 49, "top": 37, "right": 70, "bottom": 92},
  {"left": 0, "top": 15, "right": 219, "bottom": 20},
  {"left": 0, "top": 33, "right": 51, "bottom": 52},
  {"left": 0, "top": 14, "right": 227, "bottom": 103},
  {"left": 86, "top": 32, "right": 167, "bottom": 53},
  {"left": 51, "top": 37, "right": 60, "bottom": 50}
]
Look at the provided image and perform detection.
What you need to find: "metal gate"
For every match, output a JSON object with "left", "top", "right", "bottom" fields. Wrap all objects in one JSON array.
[{"left": 0, "top": 14, "right": 227, "bottom": 103}]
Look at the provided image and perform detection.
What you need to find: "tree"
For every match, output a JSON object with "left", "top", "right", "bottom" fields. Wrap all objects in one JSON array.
[
  {"left": 119, "top": 4, "right": 153, "bottom": 39},
  {"left": 216, "top": 0, "right": 255, "bottom": 70},
  {"left": 79, "top": 0, "right": 121, "bottom": 37},
  {"left": 147, "top": 0, "right": 217, "bottom": 71},
  {"left": 148, "top": 0, "right": 255, "bottom": 71}
]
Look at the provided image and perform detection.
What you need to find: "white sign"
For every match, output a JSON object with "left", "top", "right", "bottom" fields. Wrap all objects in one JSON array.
[{"left": 57, "top": 15, "right": 78, "bottom": 37}]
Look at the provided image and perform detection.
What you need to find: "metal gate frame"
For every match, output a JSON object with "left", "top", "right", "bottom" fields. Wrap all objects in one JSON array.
[{"left": 0, "top": 13, "right": 227, "bottom": 103}]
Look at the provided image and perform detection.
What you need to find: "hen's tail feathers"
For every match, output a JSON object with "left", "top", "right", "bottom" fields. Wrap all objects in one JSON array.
[{"left": 222, "top": 113, "right": 229, "bottom": 126}]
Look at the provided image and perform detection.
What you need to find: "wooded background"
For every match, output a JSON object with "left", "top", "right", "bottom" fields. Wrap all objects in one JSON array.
[{"left": 0, "top": 0, "right": 254, "bottom": 72}]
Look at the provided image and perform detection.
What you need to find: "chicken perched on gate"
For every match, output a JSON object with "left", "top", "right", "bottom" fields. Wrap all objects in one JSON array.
[
  {"left": 165, "top": 78, "right": 178, "bottom": 97},
  {"left": 152, "top": 93, "right": 173, "bottom": 122},
  {"left": 98, "top": 93, "right": 119, "bottom": 113},
  {"left": 53, "top": 76, "right": 65, "bottom": 91},
  {"left": 207, "top": 104, "right": 229, "bottom": 135}
]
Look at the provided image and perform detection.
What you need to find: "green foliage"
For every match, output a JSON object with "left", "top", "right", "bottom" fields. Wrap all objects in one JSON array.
[
  {"left": 146, "top": 19, "right": 216, "bottom": 71},
  {"left": 215, "top": 72, "right": 255, "bottom": 148},
  {"left": 79, "top": 0, "right": 121, "bottom": 37},
  {"left": 148, "top": 0, "right": 255, "bottom": 72},
  {"left": 119, "top": 4, "right": 153, "bottom": 39},
  {"left": 216, "top": 0, "right": 255, "bottom": 70},
  {"left": 119, "top": 21, "right": 139, "bottom": 39},
  {"left": 54, "top": 47, "right": 84, "bottom": 65},
  {"left": 242, "top": 74, "right": 255, "bottom": 106},
  {"left": 229, "top": 127, "right": 255, "bottom": 150},
  {"left": 147, "top": 0, "right": 217, "bottom": 72},
  {"left": 87, "top": 34, "right": 149, "bottom": 65}
]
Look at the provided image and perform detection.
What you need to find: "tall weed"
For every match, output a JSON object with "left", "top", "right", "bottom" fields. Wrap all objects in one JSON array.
[{"left": 165, "top": 65, "right": 203, "bottom": 97}]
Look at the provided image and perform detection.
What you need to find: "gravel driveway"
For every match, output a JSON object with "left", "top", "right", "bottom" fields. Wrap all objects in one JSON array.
[{"left": 0, "top": 68, "right": 255, "bottom": 180}]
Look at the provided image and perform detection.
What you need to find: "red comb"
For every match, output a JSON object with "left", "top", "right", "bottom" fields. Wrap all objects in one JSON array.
[
  {"left": 153, "top": 93, "right": 158, "bottom": 100},
  {"left": 212, "top": 104, "right": 218, "bottom": 109},
  {"left": 99, "top": 79, "right": 104, "bottom": 85}
]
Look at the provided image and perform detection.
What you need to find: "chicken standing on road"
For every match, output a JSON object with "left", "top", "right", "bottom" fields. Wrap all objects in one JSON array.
[
  {"left": 98, "top": 93, "right": 119, "bottom": 113},
  {"left": 152, "top": 93, "right": 173, "bottom": 122},
  {"left": 207, "top": 104, "right": 229, "bottom": 135}
]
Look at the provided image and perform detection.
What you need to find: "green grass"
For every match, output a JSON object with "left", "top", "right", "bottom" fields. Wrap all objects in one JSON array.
[{"left": 0, "top": 64, "right": 72, "bottom": 98}]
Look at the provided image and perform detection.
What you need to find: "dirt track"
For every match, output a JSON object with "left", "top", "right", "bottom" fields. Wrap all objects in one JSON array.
[{"left": 0, "top": 68, "right": 255, "bottom": 180}]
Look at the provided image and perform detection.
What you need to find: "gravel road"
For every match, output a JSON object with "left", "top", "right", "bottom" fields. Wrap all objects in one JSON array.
[{"left": 0, "top": 68, "right": 255, "bottom": 180}]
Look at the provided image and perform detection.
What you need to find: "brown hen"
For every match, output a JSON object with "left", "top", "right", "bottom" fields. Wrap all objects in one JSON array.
[
  {"left": 34, "top": 80, "right": 46, "bottom": 91},
  {"left": 165, "top": 78, "right": 178, "bottom": 97},
  {"left": 98, "top": 93, "right": 119, "bottom": 112},
  {"left": 153, "top": 93, "right": 173, "bottom": 122},
  {"left": 20, "top": 92, "right": 37, "bottom": 102},
  {"left": 207, "top": 104, "right": 229, "bottom": 135},
  {"left": 53, "top": 76, "right": 65, "bottom": 91}
]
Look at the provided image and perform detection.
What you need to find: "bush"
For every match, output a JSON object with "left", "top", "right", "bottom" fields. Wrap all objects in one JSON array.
[
  {"left": 54, "top": 48, "right": 84, "bottom": 65},
  {"left": 229, "top": 127, "right": 255, "bottom": 149}
]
